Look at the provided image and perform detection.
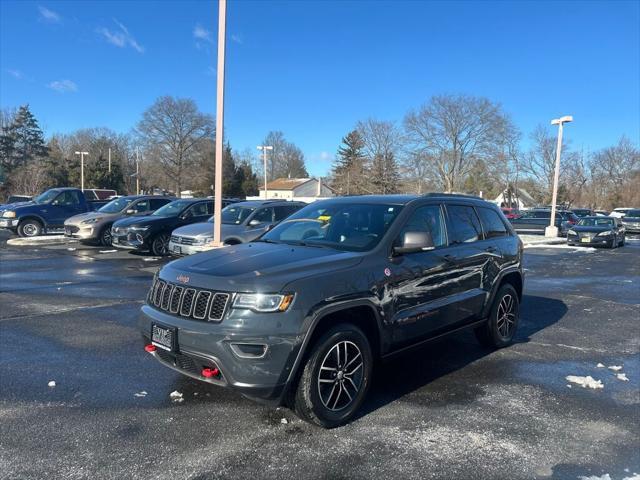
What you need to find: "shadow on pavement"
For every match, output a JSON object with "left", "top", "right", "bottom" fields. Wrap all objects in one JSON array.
[{"left": 358, "top": 294, "right": 568, "bottom": 419}]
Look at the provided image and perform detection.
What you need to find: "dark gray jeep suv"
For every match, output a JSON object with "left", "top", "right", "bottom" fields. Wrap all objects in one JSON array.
[{"left": 139, "top": 194, "right": 524, "bottom": 427}]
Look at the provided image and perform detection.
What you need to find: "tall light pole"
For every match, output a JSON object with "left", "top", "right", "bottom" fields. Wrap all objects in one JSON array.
[
  {"left": 74, "top": 151, "right": 89, "bottom": 191},
  {"left": 135, "top": 147, "right": 140, "bottom": 195},
  {"left": 257, "top": 145, "right": 273, "bottom": 199},
  {"left": 211, "top": 0, "right": 227, "bottom": 247},
  {"left": 545, "top": 115, "right": 573, "bottom": 237},
  {"left": 108, "top": 148, "right": 111, "bottom": 173}
]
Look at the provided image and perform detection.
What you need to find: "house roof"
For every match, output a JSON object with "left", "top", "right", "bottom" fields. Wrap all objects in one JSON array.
[{"left": 262, "top": 178, "right": 314, "bottom": 191}]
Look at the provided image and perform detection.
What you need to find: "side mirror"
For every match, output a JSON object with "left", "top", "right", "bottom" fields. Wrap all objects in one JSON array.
[
  {"left": 393, "top": 231, "right": 435, "bottom": 255},
  {"left": 265, "top": 223, "right": 276, "bottom": 232},
  {"left": 125, "top": 209, "right": 136, "bottom": 215},
  {"left": 249, "top": 219, "right": 262, "bottom": 227}
]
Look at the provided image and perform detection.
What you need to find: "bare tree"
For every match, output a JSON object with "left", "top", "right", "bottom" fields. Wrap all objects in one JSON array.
[
  {"left": 357, "top": 118, "right": 402, "bottom": 194},
  {"left": 588, "top": 137, "right": 640, "bottom": 209},
  {"left": 262, "top": 131, "right": 308, "bottom": 181},
  {"left": 136, "top": 96, "right": 214, "bottom": 194},
  {"left": 404, "top": 94, "right": 507, "bottom": 192}
]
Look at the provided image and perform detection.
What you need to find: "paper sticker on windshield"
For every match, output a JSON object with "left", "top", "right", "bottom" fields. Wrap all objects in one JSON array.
[{"left": 318, "top": 215, "right": 331, "bottom": 222}]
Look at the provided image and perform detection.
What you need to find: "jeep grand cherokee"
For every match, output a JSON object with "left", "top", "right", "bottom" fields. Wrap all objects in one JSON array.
[{"left": 139, "top": 194, "right": 524, "bottom": 427}]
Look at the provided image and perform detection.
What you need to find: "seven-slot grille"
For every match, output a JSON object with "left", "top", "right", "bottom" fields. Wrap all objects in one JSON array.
[
  {"left": 148, "top": 277, "right": 230, "bottom": 322},
  {"left": 170, "top": 235, "right": 196, "bottom": 245}
]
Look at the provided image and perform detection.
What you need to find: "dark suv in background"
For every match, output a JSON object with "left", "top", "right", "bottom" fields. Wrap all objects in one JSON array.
[
  {"left": 112, "top": 198, "right": 217, "bottom": 256},
  {"left": 509, "top": 208, "right": 578, "bottom": 235},
  {"left": 139, "top": 194, "right": 524, "bottom": 427}
]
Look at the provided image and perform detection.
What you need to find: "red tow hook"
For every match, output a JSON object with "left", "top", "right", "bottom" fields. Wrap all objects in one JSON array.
[
  {"left": 201, "top": 367, "right": 220, "bottom": 378},
  {"left": 144, "top": 344, "right": 157, "bottom": 353}
]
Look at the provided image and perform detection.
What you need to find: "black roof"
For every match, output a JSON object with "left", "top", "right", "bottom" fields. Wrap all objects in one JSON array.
[
  {"left": 231, "top": 199, "right": 307, "bottom": 208},
  {"left": 316, "top": 193, "right": 489, "bottom": 206}
]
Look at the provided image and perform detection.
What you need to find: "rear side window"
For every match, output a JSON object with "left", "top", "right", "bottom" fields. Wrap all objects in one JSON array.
[
  {"left": 187, "top": 202, "right": 210, "bottom": 217},
  {"left": 132, "top": 200, "right": 150, "bottom": 213},
  {"left": 446, "top": 205, "right": 483, "bottom": 244},
  {"left": 398, "top": 205, "right": 447, "bottom": 248},
  {"left": 477, "top": 207, "right": 508, "bottom": 238},
  {"left": 253, "top": 208, "right": 274, "bottom": 223},
  {"left": 150, "top": 198, "right": 170, "bottom": 210}
]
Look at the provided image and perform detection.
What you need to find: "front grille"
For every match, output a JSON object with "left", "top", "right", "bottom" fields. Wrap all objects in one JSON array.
[
  {"left": 147, "top": 278, "right": 230, "bottom": 322},
  {"left": 65, "top": 225, "right": 79, "bottom": 234},
  {"left": 170, "top": 235, "right": 196, "bottom": 245},
  {"left": 155, "top": 349, "right": 200, "bottom": 376}
]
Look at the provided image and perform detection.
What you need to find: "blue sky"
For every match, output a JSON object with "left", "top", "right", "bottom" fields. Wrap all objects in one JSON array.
[{"left": 1, "top": 0, "right": 638, "bottom": 177}]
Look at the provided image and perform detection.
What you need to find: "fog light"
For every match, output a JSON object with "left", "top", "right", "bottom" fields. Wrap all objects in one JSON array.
[{"left": 144, "top": 344, "right": 156, "bottom": 352}]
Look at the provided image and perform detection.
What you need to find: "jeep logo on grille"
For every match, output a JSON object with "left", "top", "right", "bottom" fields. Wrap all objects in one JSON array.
[{"left": 176, "top": 274, "right": 190, "bottom": 284}]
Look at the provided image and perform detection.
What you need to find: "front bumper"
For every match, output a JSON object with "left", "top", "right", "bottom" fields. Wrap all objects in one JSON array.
[
  {"left": 0, "top": 218, "right": 19, "bottom": 229},
  {"left": 567, "top": 234, "right": 614, "bottom": 246},
  {"left": 168, "top": 240, "right": 211, "bottom": 256},
  {"left": 111, "top": 231, "right": 148, "bottom": 250},
  {"left": 138, "top": 304, "right": 301, "bottom": 404},
  {"left": 64, "top": 224, "right": 96, "bottom": 240}
]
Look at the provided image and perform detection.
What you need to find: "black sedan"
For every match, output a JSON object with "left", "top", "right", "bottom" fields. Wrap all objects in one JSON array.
[{"left": 567, "top": 216, "right": 625, "bottom": 248}]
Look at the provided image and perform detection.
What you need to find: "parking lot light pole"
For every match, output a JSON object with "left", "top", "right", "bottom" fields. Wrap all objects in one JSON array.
[
  {"left": 212, "top": 0, "right": 227, "bottom": 247},
  {"left": 545, "top": 115, "right": 573, "bottom": 238},
  {"left": 74, "top": 151, "right": 89, "bottom": 191},
  {"left": 257, "top": 145, "right": 273, "bottom": 199}
]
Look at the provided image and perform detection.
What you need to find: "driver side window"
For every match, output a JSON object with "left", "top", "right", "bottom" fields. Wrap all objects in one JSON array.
[
  {"left": 397, "top": 205, "right": 447, "bottom": 248},
  {"left": 186, "top": 202, "right": 210, "bottom": 217}
]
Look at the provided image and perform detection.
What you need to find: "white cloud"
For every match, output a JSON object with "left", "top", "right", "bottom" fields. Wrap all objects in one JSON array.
[
  {"left": 38, "top": 5, "right": 61, "bottom": 23},
  {"left": 98, "top": 19, "right": 144, "bottom": 53},
  {"left": 47, "top": 79, "right": 78, "bottom": 93},
  {"left": 193, "top": 24, "right": 213, "bottom": 44},
  {"left": 7, "top": 69, "right": 24, "bottom": 80},
  {"left": 231, "top": 33, "right": 243, "bottom": 45}
]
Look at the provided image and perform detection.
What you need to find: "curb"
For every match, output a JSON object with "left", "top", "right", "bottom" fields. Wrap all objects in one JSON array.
[{"left": 7, "top": 235, "right": 76, "bottom": 246}]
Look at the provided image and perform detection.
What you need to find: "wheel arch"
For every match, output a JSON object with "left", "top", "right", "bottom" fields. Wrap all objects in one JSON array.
[
  {"left": 18, "top": 214, "right": 47, "bottom": 227},
  {"left": 482, "top": 267, "right": 523, "bottom": 318}
]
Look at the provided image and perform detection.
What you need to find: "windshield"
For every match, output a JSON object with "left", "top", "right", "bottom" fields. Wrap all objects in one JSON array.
[
  {"left": 623, "top": 209, "right": 640, "bottom": 218},
  {"left": 152, "top": 199, "right": 191, "bottom": 217},
  {"left": 98, "top": 197, "right": 134, "bottom": 214},
  {"left": 215, "top": 205, "right": 256, "bottom": 224},
  {"left": 34, "top": 190, "right": 60, "bottom": 204},
  {"left": 578, "top": 217, "right": 613, "bottom": 227},
  {"left": 260, "top": 203, "right": 404, "bottom": 252}
]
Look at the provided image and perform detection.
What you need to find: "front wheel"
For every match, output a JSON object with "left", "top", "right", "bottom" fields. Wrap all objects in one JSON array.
[
  {"left": 294, "top": 324, "right": 373, "bottom": 428},
  {"left": 17, "top": 219, "right": 43, "bottom": 238},
  {"left": 475, "top": 284, "right": 520, "bottom": 348},
  {"left": 150, "top": 233, "right": 170, "bottom": 256},
  {"left": 99, "top": 224, "right": 113, "bottom": 246}
]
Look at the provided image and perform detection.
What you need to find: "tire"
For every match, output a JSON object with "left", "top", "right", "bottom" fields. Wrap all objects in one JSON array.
[
  {"left": 475, "top": 284, "right": 520, "bottom": 348},
  {"left": 294, "top": 323, "right": 373, "bottom": 428},
  {"left": 17, "top": 219, "right": 43, "bottom": 238},
  {"left": 619, "top": 237, "right": 625, "bottom": 247},
  {"left": 609, "top": 236, "right": 616, "bottom": 249},
  {"left": 99, "top": 224, "right": 113, "bottom": 247},
  {"left": 151, "top": 233, "right": 170, "bottom": 256}
]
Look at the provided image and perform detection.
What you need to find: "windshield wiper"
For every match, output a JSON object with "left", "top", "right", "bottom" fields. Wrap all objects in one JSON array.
[{"left": 253, "top": 238, "right": 280, "bottom": 244}]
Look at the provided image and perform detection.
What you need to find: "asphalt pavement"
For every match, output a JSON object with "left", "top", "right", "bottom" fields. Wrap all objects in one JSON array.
[{"left": 1, "top": 230, "right": 638, "bottom": 480}]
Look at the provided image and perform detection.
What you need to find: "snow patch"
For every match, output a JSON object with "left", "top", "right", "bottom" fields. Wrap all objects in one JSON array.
[
  {"left": 565, "top": 375, "right": 603, "bottom": 389},
  {"left": 596, "top": 363, "right": 605, "bottom": 368},
  {"left": 623, "top": 474, "right": 640, "bottom": 480},
  {"left": 99, "top": 249, "right": 117, "bottom": 253},
  {"left": 67, "top": 247, "right": 76, "bottom": 251},
  {"left": 579, "top": 475, "right": 611, "bottom": 480},
  {"left": 616, "top": 373, "right": 629, "bottom": 382},
  {"left": 280, "top": 418, "right": 289, "bottom": 424},
  {"left": 143, "top": 257, "right": 160, "bottom": 262},
  {"left": 608, "top": 365, "right": 623, "bottom": 371},
  {"left": 47, "top": 381, "right": 56, "bottom": 388},
  {"left": 134, "top": 391, "right": 148, "bottom": 397},
  {"left": 169, "top": 391, "right": 184, "bottom": 403}
]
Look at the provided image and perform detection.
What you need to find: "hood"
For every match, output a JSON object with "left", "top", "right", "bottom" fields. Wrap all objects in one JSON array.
[
  {"left": 160, "top": 241, "right": 363, "bottom": 292},
  {"left": 0, "top": 200, "right": 36, "bottom": 211},
  {"left": 65, "top": 211, "right": 116, "bottom": 225},
  {"left": 172, "top": 222, "right": 243, "bottom": 238},
  {"left": 113, "top": 215, "right": 172, "bottom": 228}
]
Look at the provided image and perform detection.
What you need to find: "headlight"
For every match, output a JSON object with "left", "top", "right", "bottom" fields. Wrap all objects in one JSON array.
[
  {"left": 2, "top": 211, "right": 16, "bottom": 218},
  {"left": 233, "top": 293, "right": 294, "bottom": 312},
  {"left": 567, "top": 229, "right": 576, "bottom": 236},
  {"left": 596, "top": 230, "right": 613, "bottom": 237},
  {"left": 129, "top": 226, "right": 149, "bottom": 232},
  {"left": 193, "top": 236, "right": 213, "bottom": 246},
  {"left": 81, "top": 217, "right": 101, "bottom": 224}
]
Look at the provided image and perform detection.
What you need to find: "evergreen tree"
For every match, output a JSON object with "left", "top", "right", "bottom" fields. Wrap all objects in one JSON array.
[
  {"left": 331, "top": 130, "right": 367, "bottom": 195},
  {"left": 370, "top": 152, "right": 400, "bottom": 194},
  {"left": 0, "top": 105, "right": 48, "bottom": 172}
]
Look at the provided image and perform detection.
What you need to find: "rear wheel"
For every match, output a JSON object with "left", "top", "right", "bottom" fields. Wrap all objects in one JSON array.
[
  {"left": 17, "top": 219, "right": 43, "bottom": 238},
  {"left": 151, "top": 233, "right": 170, "bottom": 256},
  {"left": 475, "top": 284, "right": 520, "bottom": 348},
  {"left": 294, "top": 324, "right": 373, "bottom": 428},
  {"left": 619, "top": 236, "right": 625, "bottom": 247}
]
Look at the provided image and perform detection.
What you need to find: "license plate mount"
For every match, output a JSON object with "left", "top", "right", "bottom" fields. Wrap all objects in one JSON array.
[{"left": 151, "top": 323, "right": 177, "bottom": 352}]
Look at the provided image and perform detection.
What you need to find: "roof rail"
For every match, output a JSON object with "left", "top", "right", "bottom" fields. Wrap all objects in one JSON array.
[{"left": 422, "top": 192, "right": 485, "bottom": 201}]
